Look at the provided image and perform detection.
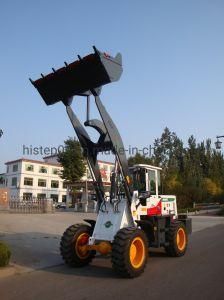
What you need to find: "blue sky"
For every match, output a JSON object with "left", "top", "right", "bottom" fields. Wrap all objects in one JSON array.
[{"left": 0, "top": 0, "right": 224, "bottom": 172}]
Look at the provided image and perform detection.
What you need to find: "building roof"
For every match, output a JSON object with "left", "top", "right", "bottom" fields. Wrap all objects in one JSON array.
[
  {"left": 43, "top": 154, "right": 59, "bottom": 159},
  {"left": 97, "top": 160, "right": 114, "bottom": 166},
  {"left": 5, "top": 158, "right": 61, "bottom": 167},
  {"left": 130, "top": 164, "right": 162, "bottom": 171},
  {"left": 43, "top": 153, "right": 114, "bottom": 165},
  {"left": 5, "top": 157, "right": 114, "bottom": 167}
]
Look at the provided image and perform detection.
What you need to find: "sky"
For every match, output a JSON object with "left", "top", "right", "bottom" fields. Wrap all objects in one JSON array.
[{"left": 0, "top": 0, "right": 224, "bottom": 172}]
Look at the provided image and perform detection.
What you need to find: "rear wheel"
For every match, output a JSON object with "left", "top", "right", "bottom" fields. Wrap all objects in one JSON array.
[
  {"left": 111, "top": 227, "right": 148, "bottom": 278},
  {"left": 60, "top": 223, "right": 95, "bottom": 267},
  {"left": 165, "top": 221, "right": 188, "bottom": 257}
]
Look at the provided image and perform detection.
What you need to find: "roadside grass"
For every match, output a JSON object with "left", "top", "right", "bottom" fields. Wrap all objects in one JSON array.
[{"left": 0, "top": 242, "right": 11, "bottom": 267}]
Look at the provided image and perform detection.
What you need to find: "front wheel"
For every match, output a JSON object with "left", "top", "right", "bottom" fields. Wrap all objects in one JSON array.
[
  {"left": 60, "top": 223, "right": 95, "bottom": 267},
  {"left": 165, "top": 221, "right": 188, "bottom": 257},
  {"left": 111, "top": 227, "right": 148, "bottom": 278}
]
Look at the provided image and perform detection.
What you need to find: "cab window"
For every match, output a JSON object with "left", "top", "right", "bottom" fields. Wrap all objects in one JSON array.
[
  {"left": 148, "top": 170, "right": 156, "bottom": 195},
  {"left": 157, "top": 171, "right": 161, "bottom": 194}
]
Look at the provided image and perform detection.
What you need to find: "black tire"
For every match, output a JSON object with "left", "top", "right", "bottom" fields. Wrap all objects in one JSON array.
[
  {"left": 60, "top": 223, "right": 95, "bottom": 267},
  {"left": 111, "top": 227, "right": 148, "bottom": 278},
  {"left": 165, "top": 221, "right": 188, "bottom": 257}
]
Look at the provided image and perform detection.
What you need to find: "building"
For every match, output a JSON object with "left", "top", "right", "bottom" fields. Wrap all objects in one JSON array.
[
  {"left": 43, "top": 154, "right": 114, "bottom": 192},
  {"left": 2, "top": 155, "right": 114, "bottom": 203},
  {"left": 4, "top": 158, "right": 66, "bottom": 202}
]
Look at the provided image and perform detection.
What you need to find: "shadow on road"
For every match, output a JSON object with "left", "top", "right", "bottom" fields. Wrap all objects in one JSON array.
[
  {"left": 0, "top": 231, "right": 62, "bottom": 271},
  {"left": 43, "top": 248, "right": 168, "bottom": 279},
  {"left": 46, "top": 260, "right": 118, "bottom": 279},
  {"left": 149, "top": 248, "right": 167, "bottom": 258}
]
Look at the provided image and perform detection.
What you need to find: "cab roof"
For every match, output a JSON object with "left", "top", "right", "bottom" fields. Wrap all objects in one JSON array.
[{"left": 129, "top": 164, "right": 162, "bottom": 171}]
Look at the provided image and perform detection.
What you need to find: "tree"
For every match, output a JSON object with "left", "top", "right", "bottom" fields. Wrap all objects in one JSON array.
[
  {"left": 153, "top": 127, "right": 184, "bottom": 173},
  {"left": 203, "top": 178, "right": 222, "bottom": 197},
  {"left": 57, "top": 137, "right": 86, "bottom": 184},
  {"left": 128, "top": 127, "right": 224, "bottom": 208},
  {"left": 128, "top": 153, "right": 153, "bottom": 167}
]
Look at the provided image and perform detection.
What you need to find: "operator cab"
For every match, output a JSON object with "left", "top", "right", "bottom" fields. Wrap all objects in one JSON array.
[{"left": 129, "top": 164, "right": 162, "bottom": 198}]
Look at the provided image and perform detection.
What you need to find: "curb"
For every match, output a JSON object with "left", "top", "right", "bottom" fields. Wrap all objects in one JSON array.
[
  {"left": 0, "top": 263, "right": 33, "bottom": 279},
  {"left": 0, "top": 262, "right": 65, "bottom": 279}
]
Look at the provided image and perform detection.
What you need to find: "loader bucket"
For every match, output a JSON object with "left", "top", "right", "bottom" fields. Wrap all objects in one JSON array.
[{"left": 30, "top": 47, "right": 122, "bottom": 105}]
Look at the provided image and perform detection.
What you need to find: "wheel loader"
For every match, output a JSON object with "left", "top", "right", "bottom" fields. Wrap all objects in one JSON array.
[{"left": 30, "top": 47, "right": 192, "bottom": 278}]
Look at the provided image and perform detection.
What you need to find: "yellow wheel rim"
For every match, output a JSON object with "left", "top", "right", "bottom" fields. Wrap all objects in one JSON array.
[
  {"left": 176, "top": 228, "right": 186, "bottom": 251},
  {"left": 129, "top": 237, "right": 145, "bottom": 269},
  {"left": 75, "top": 233, "right": 89, "bottom": 259}
]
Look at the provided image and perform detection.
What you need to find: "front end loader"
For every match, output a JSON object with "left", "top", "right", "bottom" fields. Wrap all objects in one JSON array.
[{"left": 30, "top": 47, "right": 192, "bottom": 278}]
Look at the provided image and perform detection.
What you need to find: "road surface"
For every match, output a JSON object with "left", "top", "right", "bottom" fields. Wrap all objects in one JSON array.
[{"left": 0, "top": 213, "right": 224, "bottom": 300}]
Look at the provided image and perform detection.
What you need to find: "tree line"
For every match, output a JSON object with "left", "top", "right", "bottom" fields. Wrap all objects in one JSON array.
[
  {"left": 128, "top": 127, "right": 224, "bottom": 208},
  {"left": 58, "top": 127, "right": 224, "bottom": 209}
]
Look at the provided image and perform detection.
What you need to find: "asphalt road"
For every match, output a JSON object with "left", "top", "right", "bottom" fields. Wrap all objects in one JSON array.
[{"left": 1, "top": 223, "right": 224, "bottom": 300}]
